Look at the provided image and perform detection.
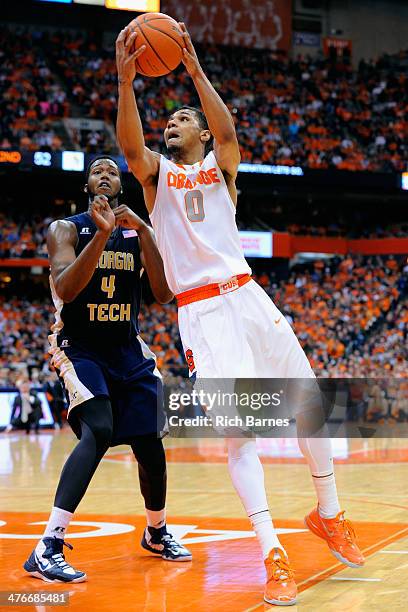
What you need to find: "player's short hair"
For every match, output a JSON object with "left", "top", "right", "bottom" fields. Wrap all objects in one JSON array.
[
  {"left": 171, "top": 106, "right": 214, "bottom": 155},
  {"left": 85, "top": 155, "right": 122, "bottom": 183}
]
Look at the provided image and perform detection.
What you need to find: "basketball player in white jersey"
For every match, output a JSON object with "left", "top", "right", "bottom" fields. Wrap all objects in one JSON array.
[{"left": 116, "top": 24, "right": 364, "bottom": 606}]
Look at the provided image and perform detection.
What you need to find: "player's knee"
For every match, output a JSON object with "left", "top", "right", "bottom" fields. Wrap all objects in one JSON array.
[
  {"left": 147, "top": 455, "right": 166, "bottom": 476},
  {"left": 132, "top": 437, "right": 166, "bottom": 474},
  {"left": 91, "top": 421, "right": 113, "bottom": 449},
  {"left": 227, "top": 438, "right": 257, "bottom": 462},
  {"left": 151, "top": 441, "right": 166, "bottom": 471},
  {"left": 78, "top": 397, "right": 113, "bottom": 450}
]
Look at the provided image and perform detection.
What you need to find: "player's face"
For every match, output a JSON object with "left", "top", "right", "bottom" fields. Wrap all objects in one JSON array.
[
  {"left": 87, "top": 160, "right": 121, "bottom": 199},
  {"left": 164, "top": 110, "right": 205, "bottom": 154}
]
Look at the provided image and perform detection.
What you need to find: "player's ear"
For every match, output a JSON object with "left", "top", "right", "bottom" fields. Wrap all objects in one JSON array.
[{"left": 200, "top": 130, "right": 211, "bottom": 144}]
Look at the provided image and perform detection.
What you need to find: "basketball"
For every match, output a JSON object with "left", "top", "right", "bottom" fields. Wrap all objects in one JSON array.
[{"left": 129, "top": 13, "right": 185, "bottom": 77}]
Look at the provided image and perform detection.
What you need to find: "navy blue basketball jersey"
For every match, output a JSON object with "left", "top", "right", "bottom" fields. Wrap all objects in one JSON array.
[{"left": 50, "top": 212, "right": 142, "bottom": 347}]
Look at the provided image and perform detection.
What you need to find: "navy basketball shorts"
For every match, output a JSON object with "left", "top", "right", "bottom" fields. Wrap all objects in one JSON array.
[{"left": 50, "top": 334, "right": 166, "bottom": 445}]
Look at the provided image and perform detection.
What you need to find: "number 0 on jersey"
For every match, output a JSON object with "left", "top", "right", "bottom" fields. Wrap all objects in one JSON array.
[{"left": 185, "top": 190, "right": 205, "bottom": 222}]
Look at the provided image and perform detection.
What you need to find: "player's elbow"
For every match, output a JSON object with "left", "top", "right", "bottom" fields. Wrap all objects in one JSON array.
[
  {"left": 117, "top": 130, "right": 141, "bottom": 161},
  {"left": 57, "top": 291, "right": 76, "bottom": 304},
  {"left": 216, "top": 129, "right": 238, "bottom": 147},
  {"left": 118, "top": 142, "right": 141, "bottom": 164},
  {"left": 154, "top": 289, "right": 174, "bottom": 305},
  {"left": 118, "top": 145, "right": 146, "bottom": 173},
  {"left": 54, "top": 281, "right": 77, "bottom": 304}
]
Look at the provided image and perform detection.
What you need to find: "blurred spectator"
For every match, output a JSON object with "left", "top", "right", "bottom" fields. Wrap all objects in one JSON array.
[
  {"left": 365, "top": 383, "right": 389, "bottom": 422},
  {"left": 0, "top": 295, "right": 54, "bottom": 380},
  {"left": 0, "top": 212, "right": 55, "bottom": 258},
  {"left": 7, "top": 380, "right": 43, "bottom": 434}
]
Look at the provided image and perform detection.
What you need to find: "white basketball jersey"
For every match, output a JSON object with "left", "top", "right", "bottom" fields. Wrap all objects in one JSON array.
[{"left": 149, "top": 151, "right": 251, "bottom": 294}]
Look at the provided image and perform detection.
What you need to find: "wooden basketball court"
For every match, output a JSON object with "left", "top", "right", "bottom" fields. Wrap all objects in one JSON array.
[{"left": 1, "top": 432, "right": 407, "bottom": 610}]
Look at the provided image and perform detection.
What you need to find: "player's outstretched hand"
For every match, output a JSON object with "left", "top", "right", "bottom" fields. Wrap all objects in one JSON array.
[
  {"left": 90, "top": 195, "right": 115, "bottom": 234},
  {"left": 116, "top": 26, "right": 146, "bottom": 84},
  {"left": 179, "top": 23, "right": 201, "bottom": 78},
  {"left": 114, "top": 205, "right": 146, "bottom": 231}
]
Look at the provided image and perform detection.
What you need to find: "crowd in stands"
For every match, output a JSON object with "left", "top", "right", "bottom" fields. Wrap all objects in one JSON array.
[
  {"left": 43, "top": 30, "right": 118, "bottom": 127},
  {"left": 0, "top": 212, "right": 50, "bottom": 258},
  {"left": 71, "top": 128, "right": 114, "bottom": 155},
  {"left": 0, "top": 28, "right": 69, "bottom": 153},
  {"left": 359, "top": 298, "right": 408, "bottom": 381},
  {"left": 0, "top": 296, "right": 55, "bottom": 388},
  {"left": 1, "top": 210, "right": 408, "bottom": 260},
  {"left": 1, "top": 256, "right": 406, "bottom": 396},
  {"left": 364, "top": 378, "right": 408, "bottom": 423},
  {"left": 285, "top": 222, "right": 408, "bottom": 239},
  {"left": 260, "top": 255, "right": 407, "bottom": 378},
  {"left": 1, "top": 25, "right": 407, "bottom": 171},
  {"left": 259, "top": 202, "right": 408, "bottom": 238}
]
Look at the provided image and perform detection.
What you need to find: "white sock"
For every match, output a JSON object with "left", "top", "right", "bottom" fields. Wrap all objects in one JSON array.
[
  {"left": 146, "top": 508, "right": 166, "bottom": 529},
  {"left": 312, "top": 472, "right": 341, "bottom": 518},
  {"left": 249, "top": 509, "right": 283, "bottom": 560},
  {"left": 227, "top": 439, "right": 284, "bottom": 559},
  {"left": 36, "top": 506, "right": 72, "bottom": 556},
  {"left": 298, "top": 437, "right": 341, "bottom": 518}
]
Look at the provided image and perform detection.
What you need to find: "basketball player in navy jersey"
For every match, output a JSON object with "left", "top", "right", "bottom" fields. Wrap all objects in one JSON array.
[{"left": 24, "top": 156, "right": 191, "bottom": 584}]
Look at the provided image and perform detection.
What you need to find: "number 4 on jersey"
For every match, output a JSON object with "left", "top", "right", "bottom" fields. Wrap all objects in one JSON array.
[{"left": 101, "top": 275, "right": 116, "bottom": 299}]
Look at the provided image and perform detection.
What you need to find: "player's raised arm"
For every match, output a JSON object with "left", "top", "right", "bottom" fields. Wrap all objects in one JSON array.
[
  {"left": 116, "top": 27, "right": 159, "bottom": 186},
  {"left": 179, "top": 23, "right": 240, "bottom": 178},
  {"left": 47, "top": 196, "right": 114, "bottom": 303}
]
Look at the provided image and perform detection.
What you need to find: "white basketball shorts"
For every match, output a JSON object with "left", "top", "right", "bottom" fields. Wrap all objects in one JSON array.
[{"left": 178, "top": 279, "right": 315, "bottom": 379}]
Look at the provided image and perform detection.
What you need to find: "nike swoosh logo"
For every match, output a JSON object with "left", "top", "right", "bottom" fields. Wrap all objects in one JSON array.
[
  {"left": 37, "top": 558, "right": 51, "bottom": 571},
  {"left": 274, "top": 317, "right": 282, "bottom": 324}
]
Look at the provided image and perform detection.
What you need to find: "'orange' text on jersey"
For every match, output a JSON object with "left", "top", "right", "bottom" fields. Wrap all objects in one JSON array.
[{"left": 167, "top": 168, "right": 221, "bottom": 190}]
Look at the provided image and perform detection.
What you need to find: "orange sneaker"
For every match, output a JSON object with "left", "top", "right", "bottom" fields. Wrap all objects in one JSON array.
[
  {"left": 304, "top": 506, "right": 365, "bottom": 568},
  {"left": 264, "top": 548, "right": 297, "bottom": 606}
]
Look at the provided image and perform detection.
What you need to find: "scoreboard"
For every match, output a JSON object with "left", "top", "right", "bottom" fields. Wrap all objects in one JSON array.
[
  {"left": 0, "top": 150, "right": 129, "bottom": 173},
  {"left": 1, "top": 149, "right": 403, "bottom": 192},
  {"left": 37, "top": 0, "right": 160, "bottom": 10},
  {"left": 0, "top": 149, "right": 306, "bottom": 178}
]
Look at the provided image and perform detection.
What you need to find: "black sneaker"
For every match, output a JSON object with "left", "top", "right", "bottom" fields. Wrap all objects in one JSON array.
[
  {"left": 23, "top": 537, "right": 86, "bottom": 583},
  {"left": 141, "top": 526, "right": 192, "bottom": 562}
]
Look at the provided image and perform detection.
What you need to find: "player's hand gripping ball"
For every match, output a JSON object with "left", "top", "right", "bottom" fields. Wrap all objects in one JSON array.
[{"left": 128, "top": 12, "right": 186, "bottom": 77}]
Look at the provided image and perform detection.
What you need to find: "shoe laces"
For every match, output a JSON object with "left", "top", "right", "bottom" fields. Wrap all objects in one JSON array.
[
  {"left": 50, "top": 552, "right": 70, "bottom": 569},
  {"left": 45, "top": 537, "right": 74, "bottom": 568},
  {"left": 148, "top": 526, "right": 186, "bottom": 552},
  {"left": 335, "top": 512, "right": 356, "bottom": 544},
  {"left": 162, "top": 533, "right": 173, "bottom": 542},
  {"left": 266, "top": 553, "right": 295, "bottom": 582},
  {"left": 161, "top": 533, "right": 180, "bottom": 549}
]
